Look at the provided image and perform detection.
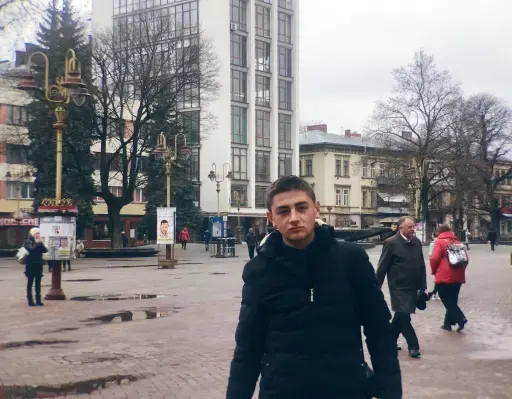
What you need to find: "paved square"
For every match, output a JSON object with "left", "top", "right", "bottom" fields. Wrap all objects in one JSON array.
[{"left": 1, "top": 243, "right": 512, "bottom": 398}]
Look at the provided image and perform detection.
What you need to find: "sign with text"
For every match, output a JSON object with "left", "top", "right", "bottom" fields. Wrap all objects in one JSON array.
[
  {"left": 157, "top": 207, "right": 176, "bottom": 245},
  {"left": 39, "top": 215, "right": 76, "bottom": 261},
  {"left": 0, "top": 218, "right": 39, "bottom": 227}
]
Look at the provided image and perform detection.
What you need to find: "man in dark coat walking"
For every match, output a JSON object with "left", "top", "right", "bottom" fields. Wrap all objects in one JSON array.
[
  {"left": 376, "top": 216, "right": 427, "bottom": 358},
  {"left": 227, "top": 175, "right": 402, "bottom": 399},
  {"left": 245, "top": 228, "right": 258, "bottom": 259}
]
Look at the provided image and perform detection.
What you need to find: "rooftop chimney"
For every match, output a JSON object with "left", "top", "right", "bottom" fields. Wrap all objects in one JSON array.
[
  {"left": 344, "top": 129, "right": 351, "bottom": 137},
  {"left": 307, "top": 124, "right": 327, "bottom": 132}
]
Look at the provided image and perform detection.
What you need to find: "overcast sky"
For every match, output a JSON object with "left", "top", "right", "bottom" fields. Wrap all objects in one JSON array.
[
  {"left": 2, "top": 0, "right": 511, "bottom": 135},
  {"left": 299, "top": 0, "right": 512, "bottom": 133}
]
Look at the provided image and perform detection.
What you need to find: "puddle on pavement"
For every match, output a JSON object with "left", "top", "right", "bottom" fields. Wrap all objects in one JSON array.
[
  {"left": 81, "top": 307, "right": 182, "bottom": 324},
  {"left": 44, "top": 327, "right": 80, "bottom": 334},
  {"left": 0, "top": 340, "right": 79, "bottom": 350},
  {"left": 210, "top": 272, "right": 226, "bottom": 275},
  {"left": 70, "top": 294, "right": 164, "bottom": 301},
  {"left": 1, "top": 374, "right": 143, "bottom": 398},
  {"left": 65, "top": 279, "right": 102, "bottom": 282},
  {"left": 100, "top": 264, "right": 158, "bottom": 269}
]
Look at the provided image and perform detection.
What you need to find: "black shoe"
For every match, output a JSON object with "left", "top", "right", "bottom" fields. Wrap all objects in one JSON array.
[
  {"left": 397, "top": 345, "right": 402, "bottom": 351},
  {"left": 457, "top": 320, "right": 467, "bottom": 332},
  {"left": 441, "top": 324, "right": 452, "bottom": 331},
  {"left": 408, "top": 349, "right": 421, "bottom": 358},
  {"left": 28, "top": 299, "right": 36, "bottom": 307}
]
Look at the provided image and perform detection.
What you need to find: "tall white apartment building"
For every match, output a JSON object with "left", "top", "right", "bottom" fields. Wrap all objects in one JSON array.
[{"left": 91, "top": 0, "right": 299, "bottom": 232}]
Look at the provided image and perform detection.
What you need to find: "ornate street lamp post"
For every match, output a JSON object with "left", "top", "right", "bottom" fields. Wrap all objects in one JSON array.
[
  {"left": 233, "top": 190, "right": 245, "bottom": 242},
  {"left": 152, "top": 132, "right": 190, "bottom": 269},
  {"left": 208, "top": 163, "right": 232, "bottom": 255},
  {"left": 17, "top": 49, "right": 89, "bottom": 300}
]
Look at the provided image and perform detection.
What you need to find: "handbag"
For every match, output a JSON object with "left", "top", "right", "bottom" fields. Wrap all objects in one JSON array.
[
  {"left": 416, "top": 290, "right": 428, "bottom": 311},
  {"left": 16, "top": 247, "right": 29, "bottom": 264}
]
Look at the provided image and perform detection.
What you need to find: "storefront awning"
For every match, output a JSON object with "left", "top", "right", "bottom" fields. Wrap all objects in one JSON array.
[{"left": 378, "top": 192, "right": 408, "bottom": 203}]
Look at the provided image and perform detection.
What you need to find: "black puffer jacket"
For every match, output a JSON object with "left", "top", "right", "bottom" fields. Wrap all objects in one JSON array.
[
  {"left": 226, "top": 225, "right": 401, "bottom": 399},
  {"left": 24, "top": 236, "right": 47, "bottom": 276}
]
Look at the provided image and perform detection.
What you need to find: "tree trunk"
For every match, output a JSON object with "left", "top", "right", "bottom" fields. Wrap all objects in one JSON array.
[
  {"left": 491, "top": 206, "right": 501, "bottom": 237},
  {"left": 106, "top": 202, "right": 123, "bottom": 248},
  {"left": 420, "top": 178, "right": 431, "bottom": 243}
]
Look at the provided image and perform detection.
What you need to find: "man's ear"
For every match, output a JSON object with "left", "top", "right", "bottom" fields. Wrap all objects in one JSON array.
[
  {"left": 314, "top": 201, "right": 321, "bottom": 219},
  {"left": 266, "top": 211, "right": 273, "bottom": 226}
]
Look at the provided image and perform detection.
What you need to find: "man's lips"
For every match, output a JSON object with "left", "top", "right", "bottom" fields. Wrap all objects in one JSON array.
[{"left": 288, "top": 227, "right": 304, "bottom": 232}]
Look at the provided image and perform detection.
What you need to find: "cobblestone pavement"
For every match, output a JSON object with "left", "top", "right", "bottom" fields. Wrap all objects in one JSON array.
[{"left": 1, "top": 244, "right": 512, "bottom": 398}]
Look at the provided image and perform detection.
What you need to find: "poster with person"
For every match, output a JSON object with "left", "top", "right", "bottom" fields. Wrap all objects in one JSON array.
[
  {"left": 39, "top": 216, "right": 76, "bottom": 261},
  {"left": 157, "top": 207, "right": 176, "bottom": 245}
]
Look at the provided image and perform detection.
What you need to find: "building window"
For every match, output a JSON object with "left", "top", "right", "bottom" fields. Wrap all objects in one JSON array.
[
  {"left": 336, "top": 187, "right": 350, "bottom": 207},
  {"left": 255, "top": 186, "right": 267, "bottom": 208},
  {"left": 256, "top": 150, "right": 271, "bottom": 182},
  {"left": 133, "top": 188, "right": 146, "bottom": 203},
  {"left": 278, "top": 0, "right": 293, "bottom": 10},
  {"left": 343, "top": 159, "right": 350, "bottom": 176},
  {"left": 189, "top": 148, "right": 200, "bottom": 181},
  {"left": 278, "top": 80, "right": 292, "bottom": 110},
  {"left": 230, "top": 0, "right": 247, "bottom": 31},
  {"left": 255, "top": 110, "right": 270, "bottom": 147},
  {"left": 255, "top": 5, "right": 271, "bottom": 38},
  {"left": 278, "top": 153, "right": 292, "bottom": 177},
  {"left": 231, "top": 34, "right": 247, "bottom": 66},
  {"left": 231, "top": 147, "right": 248, "bottom": 180},
  {"left": 6, "top": 144, "right": 29, "bottom": 164},
  {"left": 278, "top": 46, "right": 292, "bottom": 77},
  {"left": 370, "top": 163, "right": 376, "bottom": 178},
  {"left": 255, "top": 75, "right": 271, "bottom": 107},
  {"left": 231, "top": 184, "right": 248, "bottom": 207},
  {"left": 255, "top": 40, "right": 271, "bottom": 72},
  {"left": 304, "top": 158, "right": 313, "bottom": 176},
  {"left": 362, "top": 162, "right": 368, "bottom": 177},
  {"left": 6, "top": 105, "right": 29, "bottom": 126},
  {"left": 231, "top": 69, "right": 247, "bottom": 103},
  {"left": 231, "top": 106, "right": 247, "bottom": 144},
  {"left": 6, "top": 181, "right": 34, "bottom": 199},
  {"left": 180, "top": 110, "right": 200, "bottom": 146},
  {"left": 178, "top": 84, "right": 199, "bottom": 109},
  {"left": 362, "top": 189, "right": 376, "bottom": 208},
  {"left": 335, "top": 159, "right": 341, "bottom": 177},
  {"left": 93, "top": 221, "right": 110, "bottom": 240},
  {"left": 278, "top": 12, "right": 292, "bottom": 43},
  {"left": 278, "top": 114, "right": 292, "bottom": 149}
]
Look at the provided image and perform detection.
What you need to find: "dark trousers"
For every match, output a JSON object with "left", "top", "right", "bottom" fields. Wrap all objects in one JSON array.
[
  {"left": 248, "top": 245, "right": 255, "bottom": 259},
  {"left": 490, "top": 241, "right": 496, "bottom": 251},
  {"left": 391, "top": 312, "right": 419, "bottom": 350},
  {"left": 63, "top": 260, "right": 71, "bottom": 271},
  {"left": 26, "top": 274, "right": 42, "bottom": 303},
  {"left": 437, "top": 283, "right": 466, "bottom": 326},
  {"left": 181, "top": 240, "right": 187, "bottom": 249}
]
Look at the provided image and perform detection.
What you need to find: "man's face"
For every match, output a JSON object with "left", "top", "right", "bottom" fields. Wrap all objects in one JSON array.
[
  {"left": 400, "top": 219, "right": 415, "bottom": 239},
  {"left": 391, "top": 224, "right": 397, "bottom": 232},
  {"left": 34, "top": 232, "right": 41, "bottom": 240},
  {"left": 266, "top": 189, "right": 320, "bottom": 248},
  {"left": 160, "top": 222, "right": 169, "bottom": 235},
  {"left": 61, "top": 238, "right": 68, "bottom": 247}
]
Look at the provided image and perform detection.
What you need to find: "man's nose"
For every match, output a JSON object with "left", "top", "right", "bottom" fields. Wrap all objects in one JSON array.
[{"left": 289, "top": 209, "right": 300, "bottom": 222}]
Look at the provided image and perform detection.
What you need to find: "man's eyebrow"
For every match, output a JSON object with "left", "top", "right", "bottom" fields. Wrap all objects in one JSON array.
[{"left": 276, "top": 201, "right": 309, "bottom": 210}]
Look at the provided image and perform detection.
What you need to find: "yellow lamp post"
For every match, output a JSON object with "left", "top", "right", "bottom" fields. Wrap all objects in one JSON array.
[
  {"left": 152, "top": 132, "right": 190, "bottom": 269},
  {"left": 17, "top": 49, "right": 90, "bottom": 300}
]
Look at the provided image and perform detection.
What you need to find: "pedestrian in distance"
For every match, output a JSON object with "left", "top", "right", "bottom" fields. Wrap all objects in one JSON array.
[
  {"left": 486, "top": 229, "right": 497, "bottom": 251},
  {"left": 429, "top": 225, "right": 468, "bottom": 332},
  {"left": 226, "top": 175, "right": 402, "bottom": 399},
  {"left": 427, "top": 231, "right": 440, "bottom": 301},
  {"left": 376, "top": 216, "right": 427, "bottom": 359},
  {"left": 244, "top": 228, "right": 258, "bottom": 259},
  {"left": 23, "top": 227, "right": 48, "bottom": 307},
  {"left": 179, "top": 226, "right": 190, "bottom": 250}
]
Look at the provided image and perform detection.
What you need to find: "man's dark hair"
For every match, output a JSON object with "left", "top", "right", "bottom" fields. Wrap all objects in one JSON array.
[
  {"left": 437, "top": 224, "right": 451, "bottom": 234},
  {"left": 266, "top": 175, "right": 316, "bottom": 211},
  {"left": 161, "top": 220, "right": 168, "bottom": 225}
]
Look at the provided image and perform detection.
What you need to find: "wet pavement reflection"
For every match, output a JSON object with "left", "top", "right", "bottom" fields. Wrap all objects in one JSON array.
[{"left": 70, "top": 293, "right": 165, "bottom": 301}]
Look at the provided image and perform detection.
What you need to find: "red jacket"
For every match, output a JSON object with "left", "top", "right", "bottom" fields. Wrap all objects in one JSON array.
[
  {"left": 429, "top": 232, "right": 467, "bottom": 284},
  {"left": 179, "top": 230, "right": 190, "bottom": 241}
]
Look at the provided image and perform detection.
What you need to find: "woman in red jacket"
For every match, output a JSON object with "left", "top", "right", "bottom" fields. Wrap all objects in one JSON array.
[
  {"left": 429, "top": 225, "right": 468, "bottom": 332},
  {"left": 179, "top": 227, "right": 190, "bottom": 250}
]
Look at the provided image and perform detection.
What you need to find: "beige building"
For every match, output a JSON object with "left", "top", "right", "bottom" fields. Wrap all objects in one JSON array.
[{"left": 299, "top": 124, "right": 411, "bottom": 228}]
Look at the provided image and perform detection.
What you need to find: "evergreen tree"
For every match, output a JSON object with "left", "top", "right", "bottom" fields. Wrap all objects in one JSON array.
[{"left": 27, "top": 0, "right": 95, "bottom": 236}]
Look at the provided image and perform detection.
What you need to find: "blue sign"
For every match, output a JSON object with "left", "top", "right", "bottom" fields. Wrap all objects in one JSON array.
[{"left": 209, "top": 216, "right": 226, "bottom": 238}]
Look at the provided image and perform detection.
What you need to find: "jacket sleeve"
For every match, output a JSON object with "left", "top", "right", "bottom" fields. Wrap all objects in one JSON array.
[
  {"left": 430, "top": 240, "right": 443, "bottom": 276},
  {"left": 418, "top": 241, "right": 427, "bottom": 291},
  {"left": 376, "top": 240, "right": 392, "bottom": 287},
  {"left": 348, "top": 245, "right": 402, "bottom": 399},
  {"left": 226, "top": 263, "right": 266, "bottom": 399}
]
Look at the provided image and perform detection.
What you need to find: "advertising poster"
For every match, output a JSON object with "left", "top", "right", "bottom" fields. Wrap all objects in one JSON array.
[
  {"left": 39, "top": 216, "right": 76, "bottom": 261},
  {"left": 157, "top": 207, "right": 176, "bottom": 245}
]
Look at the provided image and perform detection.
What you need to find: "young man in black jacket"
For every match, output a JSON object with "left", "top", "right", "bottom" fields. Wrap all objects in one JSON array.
[{"left": 226, "top": 176, "right": 402, "bottom": 399}]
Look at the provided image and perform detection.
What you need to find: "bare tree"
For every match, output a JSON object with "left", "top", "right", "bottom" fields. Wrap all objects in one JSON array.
[
  {"left": 86, "top": 12, "right": 219, "bottom": 248},
  {"left": 366, "top": 49, "right": 461, "bottom": 239},
  {"left": 0, "top": 0, "right": 47, "bottom": 31},
  {"left": 458, "top": 93, "right": 512, "bottom": 233}
]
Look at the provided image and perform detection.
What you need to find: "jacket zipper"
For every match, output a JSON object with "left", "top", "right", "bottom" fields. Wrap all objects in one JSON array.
[{"left": 310, "top": 288, "right": 314, "bottom": 302}]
